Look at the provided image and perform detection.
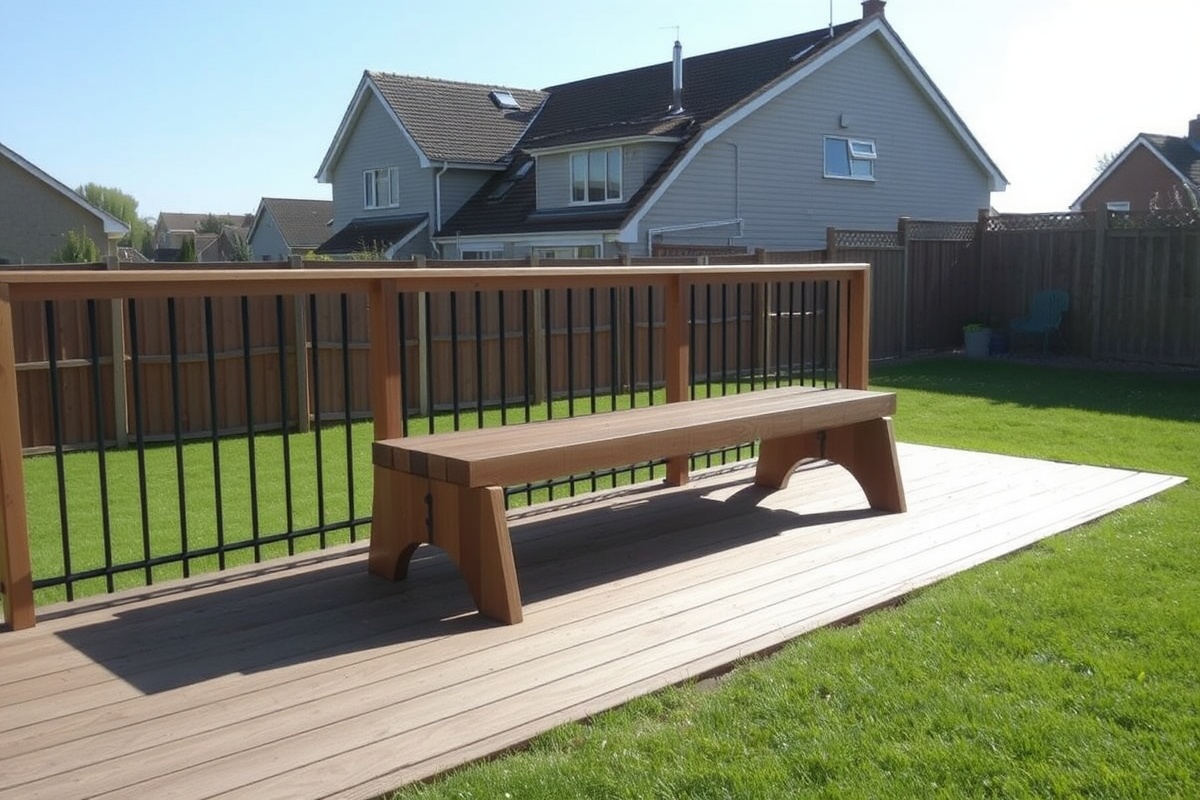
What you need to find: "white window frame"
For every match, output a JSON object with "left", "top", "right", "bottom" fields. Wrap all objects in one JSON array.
[
  {"left": 363, "top": 167, "right": 401, "bottom": 209},
  {"left": 533, "top": 245, "right": 600, "bottom": 260},
  {"left": 823, "top": 136, "right": 877, "bottom": 181},
  {"left": 1105, "top": 201, "right": 1131, "bottom": 212},
  {"left": 569, "top": 148, "right": 622, "bottom": 205},
  {"left": 460, "top": 248, "right": 505, "bottom": 260}
]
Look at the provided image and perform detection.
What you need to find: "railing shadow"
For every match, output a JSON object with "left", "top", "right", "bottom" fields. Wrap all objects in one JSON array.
[{"left": 53, "top": 465, "right": 880, "bottom": 694}]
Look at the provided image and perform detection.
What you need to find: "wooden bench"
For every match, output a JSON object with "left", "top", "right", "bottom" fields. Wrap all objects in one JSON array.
[{"left": 369, "top": 385, "right": 905, "bottom": 624}]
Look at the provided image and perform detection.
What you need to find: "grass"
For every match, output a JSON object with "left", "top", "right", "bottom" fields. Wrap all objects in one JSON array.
[{"left": 380, "top": 357, "right": 1200, "bottom": 799}]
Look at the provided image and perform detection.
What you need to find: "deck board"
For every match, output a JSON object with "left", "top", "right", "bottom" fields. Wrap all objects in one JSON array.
[{"left": 0, "top": 444, "right": 1183, "bottom": 800}]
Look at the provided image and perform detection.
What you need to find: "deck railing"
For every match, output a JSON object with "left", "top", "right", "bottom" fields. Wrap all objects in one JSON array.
[{"left": 0, "top": 260, "right": 870, "bottom": 629}]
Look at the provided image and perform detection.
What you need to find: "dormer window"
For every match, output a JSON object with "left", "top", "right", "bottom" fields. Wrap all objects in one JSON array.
[{"left": 570, "top": 147, "right": 622, "bottom": 204}]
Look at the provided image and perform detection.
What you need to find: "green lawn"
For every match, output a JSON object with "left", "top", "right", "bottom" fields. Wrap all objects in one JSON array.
[{"left": 382, "top": 358, "right": 1200, "bottom": 799}]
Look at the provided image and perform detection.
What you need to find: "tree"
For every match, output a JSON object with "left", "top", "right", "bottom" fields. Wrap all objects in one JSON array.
[
  {"left": 197, "top": 213, "right": 225, "bottom": 234},
  {"left": 178, "top": 234, "right": 197, "bottom": 262},
  {"left": 227, "top": 231, "right": 252, "bottom": 262},
  {"left": 1094, "top": 151, "right": 1120, "bottom": 175},
  {"left": 76, "top": 182, "right": 149, "bottom": 247},
  {"left": 52, "top": 229, "right": 100, "bottom": 263}
]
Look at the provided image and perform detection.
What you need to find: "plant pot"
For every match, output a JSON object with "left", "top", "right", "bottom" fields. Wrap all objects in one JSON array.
[{"left": 963, "top": 327, "right": 991, "bottom": 358}]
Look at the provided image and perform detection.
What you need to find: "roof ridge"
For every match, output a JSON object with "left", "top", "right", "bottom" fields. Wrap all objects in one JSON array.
[{"left": 368, "top": 70, "right": 543, "bottom": 94}]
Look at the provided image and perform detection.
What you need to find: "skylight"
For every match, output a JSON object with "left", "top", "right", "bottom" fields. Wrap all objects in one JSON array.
[{"left": 489, "top": 90, "right": 521, "bottom": 110}]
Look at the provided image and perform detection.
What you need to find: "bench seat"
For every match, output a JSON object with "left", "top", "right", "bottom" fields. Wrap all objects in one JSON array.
[{"left": 370, "top": 385, "right": 906, "bottom": 624}]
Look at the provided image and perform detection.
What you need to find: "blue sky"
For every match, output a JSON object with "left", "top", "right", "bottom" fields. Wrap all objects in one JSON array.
[{"left": 2, "top": 0, "right": 1196, "bottom": 219}]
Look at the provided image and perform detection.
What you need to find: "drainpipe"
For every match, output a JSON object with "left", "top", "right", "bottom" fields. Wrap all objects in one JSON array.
[{"left": 432, "top": 161, "right": 449, "bottom": 256}]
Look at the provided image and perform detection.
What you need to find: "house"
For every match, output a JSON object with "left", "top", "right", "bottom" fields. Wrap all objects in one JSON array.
[
  {"left": 1072, "top": 115, "right": 1200, "bottom": 213},
  {"left": 247, "top": 197, "right": 334, "bottom": 261},
  {"left": 153, "top": 211, "right": 253, "bottom": 261},
  {"left": 316, "top": 0, "right": 1006, "bottom": 259},
  {"left": 0, "top": 141, "right": 130, "bottom": 264}
]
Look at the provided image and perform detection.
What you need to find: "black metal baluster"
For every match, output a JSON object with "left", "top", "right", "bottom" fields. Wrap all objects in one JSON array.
[
  {"left": 627, "top": 286, "right": 637, "bottom": 410},
  {"left": 588, "top": 288, "right": 598, "bottom": 492},
  {"left": 474, "top": 291, "right": 485, "bottom": 429},
  {"left": 498, "top": 290, "right": 508, "bottom": 426},
  {"left": 396, "top": 292, "right": 410, "bottom": 438},
  {"left": 543, "top": 288, "right": 553, "bottom": 420},
  {"left": 308, "top": 293, "right": 326, "bottom": 548},
  {"left": 720, "top": 284, "right": 729, "bottom": 396},
  {"left": 44, "top": 301, "right": 72, "bottom": 599},
  {"left": 240, "top": 297, "right": 262, "bottom": 562},
  {"left": 521, "top": 290, "right": 533, "bottom": 506},
  {"left": 275, "top": 295, "right": 295, "bottom": 554},
  {"left": 566, "top": 288, "right": 575, "bottom": 420},
  {"left": 166, "top": 298, "right": 190, "bottom": 575},
  {"left": 704, "top": 283, "right": 713, "bottom": 398},
  {"left": 340, "top": 293, "right": 357, "bottom": 541},
  {"left": 203, "top": 297, "right": 226, "bottom": 569},
  {"left": 689, "top": 285, "right": 697, "bottom": 401},
  {"left": 608, "top": 287, "right": 618, "bottom": 412},
  {"left": 85, "top": 300, "right": 115, "bottom": 592},
  {"left": 424, "top": 292, "right": 435, "bottom": 435},
  {"left": 450, "top": 291, "right": 461, "bottom": 431},
  {"left": 127, "top": 300, "right": 153, "bottom": 583},
  {"left": 787, "top": 281, "right": 797, "bottom": 384},
  {"left": 646, "top": 286, "right": 655, "bottom": 407}
]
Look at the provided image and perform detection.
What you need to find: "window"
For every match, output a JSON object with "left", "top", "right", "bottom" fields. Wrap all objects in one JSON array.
[
  {"left": 823, "top": 137, "right": 876, "bottom": 180},
  {"left": 1106, "top": 201, "right": 1131, "bottom": 212},
  {"left": 363, "top": 167, "right": 400, "bottom": 209},
  {"left": 461, "top": 249, "right": 504, "bottom": 260},
  {"left": 570, "top": 148, "right": 622, "bottom": 204},
  {"left": 533, "top": 245, "right": 600, "bottom": 260}
]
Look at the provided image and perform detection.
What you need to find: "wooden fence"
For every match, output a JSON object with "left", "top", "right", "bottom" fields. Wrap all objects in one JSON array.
[{"left": 826, "top": 211, "right": 1200, "bottom": 366}]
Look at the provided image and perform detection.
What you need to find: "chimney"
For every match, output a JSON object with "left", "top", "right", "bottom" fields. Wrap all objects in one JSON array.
[
  {"left": 862, "top": 0, "right": 886, "bottom": 18},
  {"left": 669, "top": 39, "right": 684, "bottom": 115},
  {"left": 1189, "top": 114, "right": 1200, "bottom": 145}
]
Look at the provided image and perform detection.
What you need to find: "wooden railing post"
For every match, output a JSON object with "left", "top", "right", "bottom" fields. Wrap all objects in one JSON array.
[
  {"left": 0, "top": 284, "right": 35, "bottom": 630},
  {"left": 664, "top": 273, "right": 690, "bottom": 485},
  {"left": 839, "top": 266, "right": 871, "bottom": 390},
  {"left": 368, "top": 278, "right": 403, "bottom": 442}
]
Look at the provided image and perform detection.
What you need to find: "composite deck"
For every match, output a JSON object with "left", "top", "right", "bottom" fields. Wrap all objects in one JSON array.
[{"left": 0, "top": 443, "right": 1183, "bottom": 800}]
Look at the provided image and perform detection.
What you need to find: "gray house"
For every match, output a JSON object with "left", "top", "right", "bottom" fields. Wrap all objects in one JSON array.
[
  {"left": 316, "top": 0, "right": 1006, "bottom": 259},
  {"left": 0, "top": 141, "right": 129, "bottom": 264},
  {"left": 247, "top": 197, "right": 334, "bottom": 260}
]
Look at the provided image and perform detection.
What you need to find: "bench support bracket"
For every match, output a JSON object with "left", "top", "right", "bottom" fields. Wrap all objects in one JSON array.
[
  {"left": 369, "top": 465, "right": 523, "bottom": 624},
  {"left": 755, "top": 417, "right": 906, "bottom": 513}
]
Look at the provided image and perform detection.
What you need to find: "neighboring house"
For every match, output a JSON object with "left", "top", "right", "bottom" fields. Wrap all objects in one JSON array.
[
  {"left": 316, "top": 0, "right": 1005, "bottom": 259},
  {"left": 247, "top": 197, "right": 334, "bottom": 260},
  {"left": 0, "top": 141, "right": 129, "bottom": 264},
  {"left": 154, "top": 211, "right": 253, "bottom": 260},
  {"left": 1072, "top": 115, "right": 1200, "bottom": 213}
]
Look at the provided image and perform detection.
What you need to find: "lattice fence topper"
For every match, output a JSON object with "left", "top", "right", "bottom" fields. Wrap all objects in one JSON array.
[
  {"left": 834, "top": 230, "right": 901, "bottom": 248},
  {"left": 907, "top": 220, "right": 977, "bottom": 241},
  {"left": 1110, "top": 209, "right": 1200, "bottom": 230},
  {"left": 985, "top": 212, "right": 1092, "bottom": 232}
]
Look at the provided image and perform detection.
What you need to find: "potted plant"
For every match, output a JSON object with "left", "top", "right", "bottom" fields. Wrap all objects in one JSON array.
[{"left": 963, "top": 322, "right": 991, "bottom": 358}]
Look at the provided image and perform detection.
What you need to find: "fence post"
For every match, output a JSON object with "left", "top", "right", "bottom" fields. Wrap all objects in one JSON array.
[
  {"left": 976, "top": 208, "right": 990, "bottom": 324},
  {"left": 1088, "top": 211, "right": 1108, "bottom": 358},
  {"left": 288, "top": 255, "right": 311, "bottom": 433},
  {"left": 368, "top": 278, "right": 403, "bottom": 440},
  {"left": 826, "top": 227, "right": 838, "bottom": 262},
  {"left": 106, "top": 256, "right": 129, "bottom": 448},
  {"left": 0, "top": 283, "right": 35, "bottom": 630},
  {"left": 663, "top": 273, "right": 690, "bottom": 486},
  {"left": 897, "top": 217, "right": 910, "bottom": 357}
]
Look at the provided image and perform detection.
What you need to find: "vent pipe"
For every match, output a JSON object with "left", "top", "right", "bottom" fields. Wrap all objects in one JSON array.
[{"left": 669, "top": 39, "right": 684, "bottom": 115}]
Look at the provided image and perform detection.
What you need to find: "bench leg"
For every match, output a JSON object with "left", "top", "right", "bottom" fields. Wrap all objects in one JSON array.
[
  {"left": 755, "top": 417, "right": 906, "bottom": 513},
  {"left": 369, "top": 468, "right": 523, "bottom": 624}
]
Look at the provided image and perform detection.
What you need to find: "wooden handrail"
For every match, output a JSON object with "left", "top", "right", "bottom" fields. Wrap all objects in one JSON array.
[{"left": 0, "top": 260, "right": 871, "bottom": 630}]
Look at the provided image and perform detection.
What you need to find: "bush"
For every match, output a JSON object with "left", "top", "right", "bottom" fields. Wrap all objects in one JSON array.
[{"left": 52, "top": 229, "right": 100, "bottom": 263}]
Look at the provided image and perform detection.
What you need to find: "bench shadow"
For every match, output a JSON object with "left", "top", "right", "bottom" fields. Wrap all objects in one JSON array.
[{"left": 53, "top": 466, "right": 882, "bottom": 694}]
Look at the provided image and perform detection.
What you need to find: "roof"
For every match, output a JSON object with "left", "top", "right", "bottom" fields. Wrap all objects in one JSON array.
[
  {"left": 444, "top": 16, "right": 1007, "bottom": 240},
  {"left": 250, "top": 197, "right": 333, "bottom": 250},
  {"left": 315, "top": 213, "right": 428, "bottom": 256},
  {"left": 521, "top": 22, "right": 858, "bottom": 151},
  {"left": 317, "top": 74, "right": 547, "bottom": 179},
  {"left": 1071, "top": 132, "right": 1200, "bottom": 210},
  {"left": 157, "top": 212, "right": 254, "bottom": 232},
  {"left": 0, "top": 141, "right": 130, "bottom": 237}
]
